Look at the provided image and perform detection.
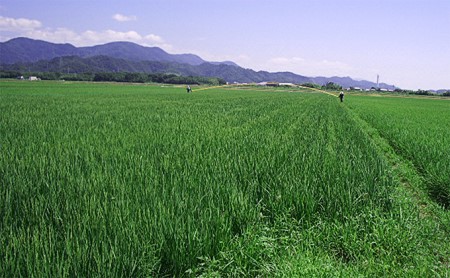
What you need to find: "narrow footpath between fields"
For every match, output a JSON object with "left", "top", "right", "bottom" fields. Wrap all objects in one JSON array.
[
  {"left": 297, "top": 87, "right": 449, "bottom": 274},
  {"left": 343, "top": 99, "right": 450, "bottom": 270}
]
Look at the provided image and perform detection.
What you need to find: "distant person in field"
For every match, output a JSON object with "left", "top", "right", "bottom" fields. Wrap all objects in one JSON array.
[
  {"left": 339, "top": 91, "right": 344, "bottom": 102},
  {"left": 186, "top": 85, "right": 192, "bottom": 93}
]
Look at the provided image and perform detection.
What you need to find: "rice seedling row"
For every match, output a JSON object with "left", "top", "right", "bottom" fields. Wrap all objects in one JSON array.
[
  {"left": 1, "top": 81, "right": 445, "bottom": 276},
  {"left": 347, "top": 96, "right": 450, "bottom": 208}
]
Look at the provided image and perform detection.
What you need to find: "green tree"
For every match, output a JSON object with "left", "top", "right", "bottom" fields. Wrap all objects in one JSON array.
[
  {"left": 322, "top": 82, "right": 342, "bottom": 91},
  {"left": 301, "top": 82, "right": 321, "bottom": 89}
]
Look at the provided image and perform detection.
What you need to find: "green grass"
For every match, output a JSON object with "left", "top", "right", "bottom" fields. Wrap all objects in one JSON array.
[
  {"left": 347, "top": 96, "right": 450, "bottom": 208},
  {"left": 1, "top": 81, "right": 448, "bottom": 276}
]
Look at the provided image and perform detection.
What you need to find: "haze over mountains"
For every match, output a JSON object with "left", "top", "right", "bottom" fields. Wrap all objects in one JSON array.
[{"left": 1, "top": 37, "right": 395, "bottom": 89}]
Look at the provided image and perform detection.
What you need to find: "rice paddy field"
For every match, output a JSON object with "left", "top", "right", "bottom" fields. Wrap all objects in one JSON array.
[
  {"left": 1, "top": 80, "right": 449, "bottom": 276},
  {"left": 347, "top": 96, "right": 450, "bottom": 209}
]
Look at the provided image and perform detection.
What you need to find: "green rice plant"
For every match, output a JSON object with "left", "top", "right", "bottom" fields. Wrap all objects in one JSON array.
[
  {"left": 0, "top": 81, "right": 421, "bottom": 276},
  {"left": 347, "top": 96, "right": 450, "bottom": 208}
]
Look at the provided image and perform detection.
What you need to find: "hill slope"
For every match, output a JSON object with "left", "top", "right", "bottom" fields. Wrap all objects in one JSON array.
[
  {"left": 0, "top": 37, "right": 209, "bottom": 66},
  {"left": 0, "top": 55, "right": 312, "bottom": 84},
  {"left": 0, "top": 38, "right": 78, "bottom": 64},
  {"left": 1, "top": 37, "right": 392, "bottom": 88}
]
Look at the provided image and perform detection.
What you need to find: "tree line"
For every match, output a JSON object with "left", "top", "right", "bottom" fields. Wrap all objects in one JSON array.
[
  {"left": 1, "top": 70, "right": 449, "bottom": 96},
  {"left": 0, "top": 70, "right": 226, "bottom": 86},
  {"left": 305, "top": 81, "right": 450, "bottom": 97}
]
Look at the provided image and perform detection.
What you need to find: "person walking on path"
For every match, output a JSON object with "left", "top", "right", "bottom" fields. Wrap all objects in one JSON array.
[{"left": 339, "top": 91, "right": 344, "bottom": 102}]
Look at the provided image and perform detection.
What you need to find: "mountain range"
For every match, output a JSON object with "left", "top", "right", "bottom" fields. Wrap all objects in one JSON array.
[{"left": 0, "top": 37, "right": 395, "bottom": 89}]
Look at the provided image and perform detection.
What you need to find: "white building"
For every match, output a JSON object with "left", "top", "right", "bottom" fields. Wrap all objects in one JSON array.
[{"left": 279, "top": 83, "right": 296, "bottom": 87}]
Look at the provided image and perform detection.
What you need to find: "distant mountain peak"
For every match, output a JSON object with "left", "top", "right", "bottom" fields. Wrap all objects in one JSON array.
[
  {"left": 1, "top": 37, "right": 395, "bottom": 89},
  {"left": 0, "top": 37, "right": 209, "bottom": 66}
]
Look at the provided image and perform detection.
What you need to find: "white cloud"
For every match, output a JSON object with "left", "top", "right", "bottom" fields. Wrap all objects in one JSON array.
[
  {"left": 1, "top": 16, "right": 170, "bottom": 48},
  {"left": 144, "top": 34, "right": 163, "bottom": 43},
  {"left": 83, "top": 30, "right": 143, "bottom": 43},
  {"left": 112, "top": 13, "right": 137, "bottom": 22},
  {"left": 0, "top": 16, "right": 42, "bottom": 31},
  {"left": 22, "top": 27, "right": 79, "bottom": 42},
  {"left": 22, "top": 28, "right": 169, "bottom": 48}
]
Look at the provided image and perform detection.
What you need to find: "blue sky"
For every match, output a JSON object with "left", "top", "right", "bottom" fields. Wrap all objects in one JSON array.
[{"left": 1, "top": 0, "right": 449, "bottom": 89}]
